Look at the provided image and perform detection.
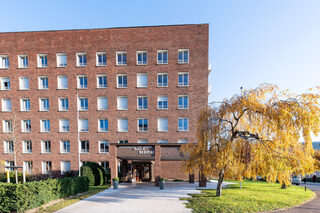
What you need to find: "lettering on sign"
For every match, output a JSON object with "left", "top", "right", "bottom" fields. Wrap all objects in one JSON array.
[{"left": 118, "top": 146, "right": 155, "bottom": 155}]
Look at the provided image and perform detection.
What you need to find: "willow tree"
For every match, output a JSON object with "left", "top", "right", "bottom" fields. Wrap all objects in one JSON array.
[{"left": 183, "top": 84, "right": 320, "bottom": 196}]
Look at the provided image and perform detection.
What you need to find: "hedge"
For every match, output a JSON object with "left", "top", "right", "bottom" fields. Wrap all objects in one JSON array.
[
  {"left": 81, "top": 162, "right": 106, "bottom": 186},
  {"left": 0, "top": 176, "right": 89, "bottom": 212}
]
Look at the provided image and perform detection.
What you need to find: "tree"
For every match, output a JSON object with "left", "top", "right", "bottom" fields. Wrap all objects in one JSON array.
[{"left": 183, "top": 84, "right": 320, "bottom": 196}]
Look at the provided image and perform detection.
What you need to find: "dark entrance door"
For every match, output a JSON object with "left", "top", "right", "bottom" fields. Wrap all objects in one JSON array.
[{"left": 132, "top": 162, "right": 152, "bottom": 182}]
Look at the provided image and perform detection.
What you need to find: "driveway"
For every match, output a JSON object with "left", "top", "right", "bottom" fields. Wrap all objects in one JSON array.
[
  {"left": 281, "top": 183, "right": 320, "bottom": 213},
  {"left": 56, "top": 181, "right": 229, "bottom": 213}
]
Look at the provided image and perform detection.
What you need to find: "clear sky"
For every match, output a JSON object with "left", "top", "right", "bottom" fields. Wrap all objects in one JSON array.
[{"left": 1, "top": 0, "right": 320, "bottom": 102}]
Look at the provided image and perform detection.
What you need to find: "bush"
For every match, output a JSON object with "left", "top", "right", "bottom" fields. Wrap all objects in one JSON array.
[
  {"left": 113, "top": 177, "right": 119, "bottom": 181},
  {"left": 0, "top": 176, "right": 89, "bottom": 212},
  {"left": 80, "top": 162, "right": 106, "bottom": 186}
]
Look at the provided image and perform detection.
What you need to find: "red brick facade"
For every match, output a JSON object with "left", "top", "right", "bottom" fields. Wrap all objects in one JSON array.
[{"left": 0, "top": 24, "right": 208, "bottom": 180}]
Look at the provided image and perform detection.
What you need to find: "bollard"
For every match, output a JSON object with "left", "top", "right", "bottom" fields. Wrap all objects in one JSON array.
[
  {"left": 6, "top": 170, "right": 10, "bottom": 183},
  {"left": 305, "top": 186, "right": 307, "bottom": 192}
]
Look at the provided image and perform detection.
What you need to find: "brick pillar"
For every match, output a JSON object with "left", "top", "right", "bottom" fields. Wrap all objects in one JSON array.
[
  {"left": 110, "top": 145, "right": 118, "bottom": 185},
  {"left": 154, "top": 144, "right": 161, "bottom": 186},
  {"left": 189, "top": 173, "right": 195, "bottom": 183}
]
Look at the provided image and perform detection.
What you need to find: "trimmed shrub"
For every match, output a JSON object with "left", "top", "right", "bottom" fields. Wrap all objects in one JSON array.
[
  {"left": 80, "top": 162, "right": 106, "bottom": 186},
  {"left": 0, "top": 176, "right": 89, "bottom": 212}
]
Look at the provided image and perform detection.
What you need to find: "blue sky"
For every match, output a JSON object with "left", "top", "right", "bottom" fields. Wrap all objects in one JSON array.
[{"left": 1, "top": 0, "right": 320, "bottom": 102}]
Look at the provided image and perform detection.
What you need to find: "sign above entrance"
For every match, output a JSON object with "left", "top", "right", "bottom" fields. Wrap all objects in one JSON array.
[{"left": 117, "top": 145, "right": 155, "bottom": 160}]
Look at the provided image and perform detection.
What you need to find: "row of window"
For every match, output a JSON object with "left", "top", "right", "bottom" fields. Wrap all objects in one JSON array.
[
  {"left": 0, "top": 72, "right": 189, "bottom": 91},
  {"left": 2, "top": 117, "right": 190, "bottom": 133},
  {"left": 0, "top": 95, "right": 189, "bottom": 112},
  {"left": 3, "top": 138, "right": 189, "bottom": 156},
  {"left": 0, "top": 49, "right": 189, "bottom": 69}
]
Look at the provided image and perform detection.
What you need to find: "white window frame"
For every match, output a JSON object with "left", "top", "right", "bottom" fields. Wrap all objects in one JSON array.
[
  {"left": 157, "top": 73, "right": 168, "bottom": 87},
  {"left": 78, "top": 119, "right": 89, "bottom": 132},
  {"left": 118, "top": 139, "right": 128, "bottom": 144},
  {"left": 178, "top": 95, "right": 189, "bottom": 109},
  {"left": 19, "top": 77, "right": 29, "bottom": 90},
  {"left": 97, "top": 97, "right": 108, "bottom": 111},
  {"left": 137, "top": 73, "right": 148, "bottom": 88},
  {"left": 39, "top": 98, "right": 49, "bottom": 111},
  {"left": 22, "top": 140, "right": 32, "bottom": 153},
  {"left": 59, "top": 97, "right": 69, "bottom": 111},
  {"left": 158, "top": 140, "right": 168, "bottom": 144},
  {"left": 178, "top": 117, "right": 189, "bottom": 131},
  {"left": 60, "top": 140, "right": 70, "bottom": 153},
  {"left": 178, "top": 72, "right": 189, "bottom": 87},
  {"left": 3, "top": 120, "right": 12, "bottom": 133},
  {"left": 4, "top": 141, "right": 14, "bottom": 154},
  {"left": 98, "top": 119, "right": 108, "bottom": 132},
  {"left": 138, "top": 139, "right": 148, "bottom": 144},
  {"left": 117, "top": 96, "right": 128, "bottom": 110},
  {"left": 157, "top": 96, "right": 168, "bottom": 110},
  {"left": 0, "top": 77, "right": 10, "bottom": 90},
  {"left": 2, "top": 98, "right": 11, "bottom": 112},
  {"left": 116, "top": 51, "right": 127, "bottom": 66},
  {"left": 76, "top": 53, "right": 87, "bottom": 67},
  {"left": 23, "top": 161, "right": 33, "bottom": 174},
  {"left": 42, "top": 161, "right": 52, "bottom": 174},
  {"left": 57, "top": 76, "right": 68, "bottom": 89},
  {"left": 137, "top": 96, "right": 148, "bottom": 110},
  {"left": 99, "top": 140, "right": 109, "bottom": 153},
  {"left": 56, "top": 53, "right": 67, "bottom": 67},
  {"left": 78, "top": 97, "right": 88, "bottom": 111},
  {"left": 178, "top": 49, "right": 189, "bottom": 64},
  {"left": 137, "top": 118, "right": 148, "bottom": 132},
  {"left": 117, "top": 74, "right": 127, "bottom": 88},
  {"left": 41, "top": 140, "right": 51, "bottom": 153},
  {"left": 118, "top": 118, "right": 128, "bottom": 132},
  {"left": 21, "top": 120, "right": 31, "bottom": 133},
  {"left": 40, "top": 119, "right": 50, "bottom": 132},
  {"left": 37, "top": 54, "right": 47, "bottom": 68},
  {"left": 157, "top": 50, "right": 168, "bottom": 64},
  {"left": 136, "top": 51, "right": 148, "bottom": 65},
  {"left": 96, "top": 52, "right": 107, "bottom": 66},
  {"left": 59, "top": 119, "right": 70, "bottom": 132},
  {"left": 97, "top": 74, "right": 107, "bottom": 88},
  {"left": 178, "top": 139, "right": 189, "bottom": 144},
  {"left": 60, "top": 161, "right": 71, "bottom": 175},
  {"left": 38, "top": 76, "right": 49, "bottom": 90},
  {"left": 77, "top": 75, "right": 88, "bottom": 89},
  {"left": 20, "top": 98, "right": 30, "bottom": 111},
  {"left": 18, "top": 55, "right": 28, "bottom": 68},
  {"left": 0, "top": 55, "right": 9, "bottom": 69},
  {"left": 80, "top": 140, "right": 89, "bottom": 153},
  {"left": 158, "top": 118, "right": 168, "bottom": 132}
]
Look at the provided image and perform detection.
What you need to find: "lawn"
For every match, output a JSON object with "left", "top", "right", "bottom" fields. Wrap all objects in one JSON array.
[
  {"left": 38, "top": 185, "right": 109, "bottom": 212},
  {"left": 182, "top": 180, "right": 315, "bottom": 213}
]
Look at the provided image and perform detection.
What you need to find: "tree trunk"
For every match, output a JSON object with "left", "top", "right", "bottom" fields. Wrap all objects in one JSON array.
[
  {"left": 281, "top": 184, "right": 287, "bottom": 189},
  {"left": 216, "top": 168, "right": 224, "bottom": 197}
]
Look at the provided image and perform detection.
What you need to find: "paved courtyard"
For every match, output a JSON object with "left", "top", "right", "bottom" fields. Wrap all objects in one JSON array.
[{"left": 56, "top": 181, "right": 228, "bottom": 213}]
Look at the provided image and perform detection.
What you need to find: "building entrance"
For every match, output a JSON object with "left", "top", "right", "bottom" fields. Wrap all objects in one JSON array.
[{"left": 132, "top": 162, "right": 151, "bottom": 182}]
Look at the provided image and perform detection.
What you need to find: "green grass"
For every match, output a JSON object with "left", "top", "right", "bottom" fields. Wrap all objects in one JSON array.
[
  {"left": 182, "top": 180, "right": 315, "bottom": 213},
  {"left": 38, "top": 185, "right": 109, "bottom": 212}
]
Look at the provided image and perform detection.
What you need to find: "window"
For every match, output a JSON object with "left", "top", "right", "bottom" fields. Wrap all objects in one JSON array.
[
  {"left": 59, "top": 119, "right": 69, "bottom": 132},
  {"left": 80, "top": 140, "right": 89, "bottom": 153},
  {"left": 3, "top": 120, "right": 12, "bottom": 133},
  {"left": 97, "top": 75, "right": 107, "bottom": 88},
  {"left": 20, "top": 98, "right": 30, "bottom": 111},
  {"left": 157, "top": 96, "right": 168, "bottom": 110},
  {"left": 42, "top": 161, "right": 52, "bottom": 174},
  {"left": 157, "top": 73, "right": 168, "bottom": 87},
  {"left": 138, "top": 118, "right": 148, "bottom": 132},
  {"left": 76, "top": 53, "right": 87, "bottom": 67},
  {"left": 59, "top": 98, "right": 69, "bottom": 111},
  {"left": 0, "top": 55, "right": 9, "bottom": 68},
  {"left": 99, "top": 140, "right": 109, "bottom": 153},
  {"left": 61, "top": 161, "right": 71, "bottom": 174},
  {"left": 79, "top": 119, "right": 89, "bottom": 132},
  {"left": 78, "top": 97, "right": 88, "bottom": 111},
  {"left": 18, "top": 55, "right": 28, "bottom": 68},
  {"left": 97, "top": 97, "right": 108, "bottom": 110},
  {"left": 60, "top": 140, "right": 70, "bottom": 153},
  {"left": 118, "top": 118, "right": 128, "bottom": 132},
  {"left": 57, "top": 76, "right": 68, "bottom": 89},
  {"left": 4, "top": 141, "right": 14, "bottom": 153},
  {"left": 138, "top": 139, "right": 148, "bottom": 144},
  {"left": 96, "top": 52, "right": 106, "bottom": 66},
  {"left": 39, "top": 98, "right": 49, "bottom": 111},
  {"left": 77, "top": 75, "right": 87, "bottom": 89},
  {"left": 137, "top": 96, "right": 148, "bottom": 110},
  {"left": 2, "top": 99, "right": 11, "bottom": 112},
  {"left": 178, "top": 49, "right": 189, "bottom": 63},
  {"left": 136, "top": 51, "right": 147, "bottom": 65},
  {"left": 19, "top": 77, "right": 29, "bottom": 90},
  {"left": 22, "top": 140, "right": 32, "bottom": 153},
  {"left": 23, "top": 161, "right": 33, "bottom": 174},
  {"left": 21, "top": 120, "right": 31, "bottom": 132},
  {"left": 0, "top": 77, "right": 10, "bottom": 90},
  {"left": 137, "top": 73, "right": 147, "bottom": 88},
  {"left": 5, "top": 161, "right": 14, "bottom": 171},
  {"left": 118, "top": 140, "right": 128, "bottom": 144},
  {"left": 178, "top": 72, "right": 189, "bottom": 86},
  {"left": 116, "top": 51, "right": 127, "bottom": 65},
  {"left": 40, "top": 119, "right": 50, "bottom": 132},
  {"left": 41, "top": 140, "right": 51, "bottom": 153},
  {"left": 117, "top": 74, "right": 127, "bottom": 88},
  {"left": 178, "top": 118, "right": 189, "bottom": 131},
  {"left": 157, "top": 50, "right": 168, "bottom": 64},
  {"left": 178, "top": 95, "right": 189, "bottom": 109},
  {"left": 178, "top": 139, "right": 189, "bottom": 144},
  {"left": 57, "top": 53, "right": 67, "bottom": 67},
  {"left": 117, "top": 96, "right": 128, "bottom": 110},
  {"left": 158, "top": 118, "right": 168, "bottom": 132},
  {"left": 158, "top": 140, "right": 168, "bottom": 144},
  {"left": 100, "top": 161, "right": 109, "bottom": 173},
  {"left": 38, "top": 76, "right": 49, "bottom": 89},
  {"left": 98, "top": 119, "right": 108, "bottom": 132},
  {"left": 37, "top": 54, "right": 47, "bottom": 68}
]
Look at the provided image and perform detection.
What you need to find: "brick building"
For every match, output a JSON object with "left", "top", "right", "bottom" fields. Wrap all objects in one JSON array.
[{"left": 0, "top": 24, "right": 209, "bottom": 183}]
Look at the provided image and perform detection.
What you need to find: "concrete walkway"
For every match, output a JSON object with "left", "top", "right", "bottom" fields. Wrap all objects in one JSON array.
[{"left": 56, "top": 181, "right": 229, "bottom": 213}]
